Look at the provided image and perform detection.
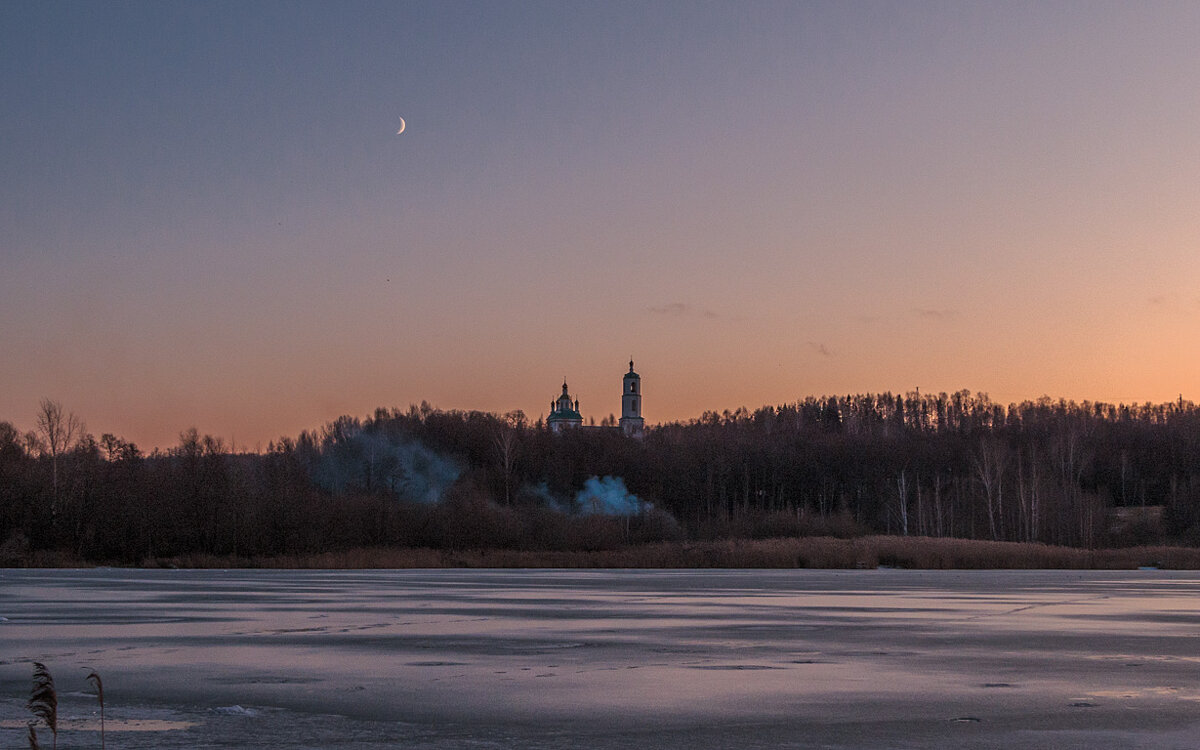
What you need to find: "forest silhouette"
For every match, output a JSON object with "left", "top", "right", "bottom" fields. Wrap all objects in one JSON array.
[{"left": 2, "top": 391, "right": 1199, "bottom": 566}]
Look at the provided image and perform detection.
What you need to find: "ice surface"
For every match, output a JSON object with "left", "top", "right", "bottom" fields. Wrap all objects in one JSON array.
[{"left": 3, "top": 568, "right": 1200, "bottom": 748}]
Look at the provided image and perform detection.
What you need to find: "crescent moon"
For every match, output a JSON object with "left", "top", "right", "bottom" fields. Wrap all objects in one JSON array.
[{"left": 396, "top": 117, "right": 406, "bottom": 135}]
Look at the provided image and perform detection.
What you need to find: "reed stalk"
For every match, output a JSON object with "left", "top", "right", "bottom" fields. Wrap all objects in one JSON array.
[
  {"left": 86, "top": 670, "right": 105, "bottom": 750},
  {"left": 27, "top": 662, "right": 57, "bottom": 750}
]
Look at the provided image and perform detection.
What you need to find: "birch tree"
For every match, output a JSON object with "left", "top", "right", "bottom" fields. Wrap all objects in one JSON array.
[{"left": 35, "top": 399, "right": 84, "bottom": 525}]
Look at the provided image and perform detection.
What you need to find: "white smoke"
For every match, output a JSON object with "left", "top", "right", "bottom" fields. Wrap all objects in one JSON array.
[
  {"left": 521, "top": 481, "right": 563, "bottom": 509},
  {"left": 575, "top": 475, "right": 649, "bottom": 517},
  {"left": 312, "top": 428, "right": 461, "bottom": 503}
]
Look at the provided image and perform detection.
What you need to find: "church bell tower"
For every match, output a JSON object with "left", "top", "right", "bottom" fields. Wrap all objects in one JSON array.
[{"left": 619, "top": 360, "right": 644, "bottom": 438}]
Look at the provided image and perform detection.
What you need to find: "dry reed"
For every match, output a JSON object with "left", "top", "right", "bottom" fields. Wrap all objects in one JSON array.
[
  {"left": 86, "top": 670, "right": 104, "bottom": 750},
  {"left": 27, "top": 662, "right": 56, "bottom": 750},
  {"left": 130, "top": 536, "right": 1200, "bottom": 570}
]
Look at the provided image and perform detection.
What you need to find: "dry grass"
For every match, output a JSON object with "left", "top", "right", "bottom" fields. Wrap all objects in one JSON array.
[
  {"left": 86, "top": 670, "right": 104, "bottom": 750},
  {"left": 130, "top": 536, "right": 1200, "bottom": 570},
  {"left": 27, "top": 662, "right": 56, "bottom": 750}
]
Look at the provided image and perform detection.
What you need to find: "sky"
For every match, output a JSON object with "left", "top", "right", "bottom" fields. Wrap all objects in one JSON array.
[{"left": 3, "top": 1, "right": 1199, "bottom": 451}]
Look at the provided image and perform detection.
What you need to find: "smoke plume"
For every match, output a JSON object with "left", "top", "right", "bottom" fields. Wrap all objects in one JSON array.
[
  {"left": 313, "top": 428, "right": 460, "bottom": 503},
  {"left": 575, "top": 475, "right": 649, "bottom": 516}
]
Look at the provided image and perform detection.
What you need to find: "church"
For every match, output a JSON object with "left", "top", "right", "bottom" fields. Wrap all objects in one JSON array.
[{"left": 547, "top": 360, "right": 645, "bottom": 438}]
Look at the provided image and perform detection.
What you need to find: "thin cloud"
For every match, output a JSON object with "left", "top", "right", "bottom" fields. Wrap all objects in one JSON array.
[
  {"left": 912, "top": 308, "right": 957, "bottom": 320},
  {"left": 647, "top": 302, "right": 687, "bottom": 316},
  {"left": 1145, "top": 295, "right": 1200, "bottom": 315},
  {"left": 646, "top": 303, "right": 719, "bottom": 319}
]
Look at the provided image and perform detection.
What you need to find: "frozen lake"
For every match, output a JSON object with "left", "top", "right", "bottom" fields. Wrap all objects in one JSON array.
[{"left": 3, "top": 568, "right": 1200, "bottom": 749}]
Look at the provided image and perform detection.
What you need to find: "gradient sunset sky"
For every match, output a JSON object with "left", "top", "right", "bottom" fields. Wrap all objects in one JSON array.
[{"left": 3, "top": 1, "right": 1198, "bottom": 451}]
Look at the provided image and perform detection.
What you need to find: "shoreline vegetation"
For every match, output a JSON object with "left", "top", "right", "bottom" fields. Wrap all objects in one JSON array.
[
  {"left": 16, "top": 536, "right": 1200, "bottom": 571},
  {"left": 6, "top": 394, "right": 1200, "bottom": 568}
]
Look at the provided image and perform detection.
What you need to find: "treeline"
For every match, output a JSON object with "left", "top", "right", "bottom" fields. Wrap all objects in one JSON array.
[
  {"left": 649, "top": 392, "right": 1200, "bottom": 548},
  {"left": 2, "top": 391, "right": 1199, "bottom": 564}
]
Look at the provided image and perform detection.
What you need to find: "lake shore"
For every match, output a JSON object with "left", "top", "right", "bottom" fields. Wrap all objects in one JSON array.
[{"left": 18, "top": 535, "right": 1200, "bottom": 570}]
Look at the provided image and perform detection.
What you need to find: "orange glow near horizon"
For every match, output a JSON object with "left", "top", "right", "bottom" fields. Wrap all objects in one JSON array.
[
  {"left": 5, "top": 338, "right": 1197, "bottom": 453},
  {"left": 2, "top": 4, "right": 1197, "bottom": 451}
]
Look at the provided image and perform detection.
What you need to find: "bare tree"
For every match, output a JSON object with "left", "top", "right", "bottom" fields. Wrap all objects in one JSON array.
[
  {"left": 973, "top": 436, "right": 1008, "bottom": 541},
  {"left": 1015, "top": 444, "right": 1041, "bottom": 543},
  {"left": 894, "top": 469, "right": 910, "bottom": 536},
  {"left": 35, "top": 399, "right": 84, "bottom": 523},
  {"left": 931, "top": 472, "right": 946, "bottom": 537},
  {"left": 494, "top": 425, "right": 520, "bottom": 506}
]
